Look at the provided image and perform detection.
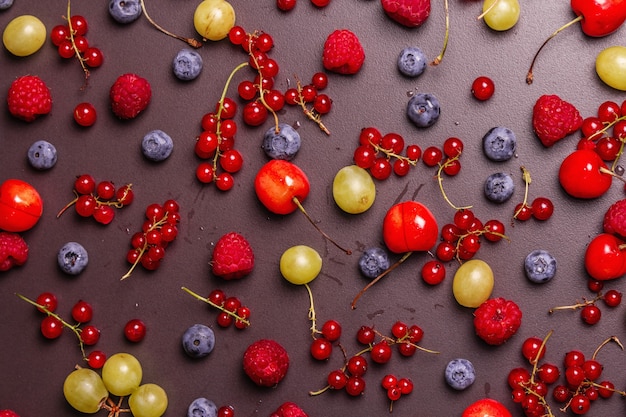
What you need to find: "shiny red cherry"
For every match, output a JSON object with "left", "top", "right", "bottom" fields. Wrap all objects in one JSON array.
[
  {"left": 0, "top": 179, "right": 44, "bottom": 232},
  {"left": 382, "top": 201, "right": 439, "bottom": 254},
  {"left": 584, "top": 233, "right": 626, "bottom": 280},
  {"left": 254, "top": 160, "right": 310, "bottom": 215},
  {"left": 558, "top": 149, "right": 612, "bottom": 199}
]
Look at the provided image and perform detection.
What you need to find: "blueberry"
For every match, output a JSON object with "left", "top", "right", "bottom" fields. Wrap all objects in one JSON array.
[
  {"left": 0, "top": 0, "right": 14, "bottom": 10},
  {"left": 484, "top": 172, "right": 514, "bottom": 203},
  {"left": 141, "top": 129, "right": 173, "bottom": 162},
  {"left": 358, "top": 247, "right": 390, "bottom": 279},
  {"left": 482, "top": 127, "right": 516, "bottom": 162},
  {"left": 173, "top": 49, "right": 203, "bottom": 81},
  {"left": 407, "top": 93, "right": 440, "bottom": 128},
  {"left": 57, "top": 242, "right": 88, "bottom": 275},
  {"left": 109, "top": 0, "right": 142, "bottom": 23},
  {"left": 187, "top": 397, "right": 218, "bottom": 417},
  {"left": 444, "top": 358, "right": 476, "bottom": 390},
  {"left": 27, "top": 140, "right": 57, "bottom": 170},
  {"left": 262, "top": 123, "right": 301, "bottom": 160},
  {"left": 397, "top": 47, "right": 427, "bottom": 78},
  {"left": 524, "top": 250, "right": 557, "bottom": 283},
  {"left": 182, "top": 324, "right": 215, "bottom": 359}
]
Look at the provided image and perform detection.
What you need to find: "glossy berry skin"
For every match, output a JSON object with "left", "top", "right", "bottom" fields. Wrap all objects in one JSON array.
[
  {"left": 406, "top": 93, "right": 440, "bottom": 127},
  {"left": 559, "top": 149, "right": 612, "bottom": 199},
  {"left": 382, "top": 201, "right": 439, "bottom": 254},
  {"left": 0, "top": 179, "right": 43, "bottom": 232},
  {"left": 182, "top": 324, "right": 215, "bottom": 358},
  {"left": 73, "top": 102, "right": 97, "bottom": 127},
  {"left": 310, "top": 338, "right": 332, "bottom": 360},
  {"left": 397, "top": 47, "right": 427, "bottom": 77},
  {"left": 471, "top": 76, "right": 495, "bottom": 100},
  {"left": 581, "top": 304, "right": 601, "bottom": 325},
  {"left": 124, "top": 318, "right": 146, "bottom": 342},
  {"left": 584, "top": 233, "right": 626, "bottom": 280},
  {"left": 27, "top": 140, "right": 57, "bottom": 170},
  {"left": 524, "top": 249, "right": 557, "bottom": 283},
  {"left": 254, "top": 160, "right": 310, "bottom": 215},
  {"left": 321, "top": 320, "right": 341, "bottom": 342}
]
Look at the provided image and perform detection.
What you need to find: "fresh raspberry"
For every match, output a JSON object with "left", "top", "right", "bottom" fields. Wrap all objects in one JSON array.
[
  {"left": 473, "top": 297, "right": 522, "bottom": 346},
  {"left": 381, "top": 0, "right": 431, "bottom": 27},
  {"left": 211, "top": 232, "right": 254, "bottom": 280},
  {"left": 109, "top": 73, "right": 151, "bottom": 119},
  {"left": 270, "top": 402, "right": 308, "bottom": 417},
  {"left": 532, "top": 94, "right": 583, "bottom": 147},
  {"left": 6, "top": 75, "right": 52, "bottom": 122},
  {"left": 0, "top": 232, "right": 29, "bottom": 271},
  {"left": 243, "top": 339, "right": 289, "bottom": 387},
  {"left": 322, "top": 29, "right": 365, "bottom": 75},
  {"left": 603, "top": 199, "right": 626, "bottom": 239}
]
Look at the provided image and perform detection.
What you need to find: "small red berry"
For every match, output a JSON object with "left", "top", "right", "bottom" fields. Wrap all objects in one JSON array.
[
  {"left": 124, "top": 318, "right": 147, "bottom": 342},
  {"left": 471, "top": 76, "right": 495, "bottom": 101}
]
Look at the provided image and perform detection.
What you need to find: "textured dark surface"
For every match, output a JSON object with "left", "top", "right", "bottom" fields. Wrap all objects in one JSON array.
[{"left": 1, "top": 1, "right": 626, "bottom": 416}]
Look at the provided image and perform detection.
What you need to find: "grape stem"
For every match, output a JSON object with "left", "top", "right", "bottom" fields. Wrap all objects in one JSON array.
[
  {"left": 140, "top": 0, "right": 202, "bottom": 48},
  {"left": 351, "top": 251, "right": 413, "bottom": 309}
]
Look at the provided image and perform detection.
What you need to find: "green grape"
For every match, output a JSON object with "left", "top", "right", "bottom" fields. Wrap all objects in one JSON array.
[
  {"left": 63, "top": 368, "right": 108, "bottom": 414},
  {"left": 280, "top": 245, "right": 322, "bottom": 285},
  {"left": 128, "top": 383, "right": 168, "bottom": 417},
  {"left": 596, "top": 46, "right": 626, "bottom": 91},
  {"left": 482, "top": 0, "right": 520, "bottom": 31},
  {"left": 101, "top": 352, "right": 143, "bottom": 396},
  {"left": 452, "top": 259, "right": 494, "bottom": 308},
  {"left": 193, "top": 0, "right": 235, "bottom": 41},
  {"left": 2, "top": 15, "right": 46, "bottom": 57},
  {"left": 332, "top": 165, "right": 376, "bottom": 214}
]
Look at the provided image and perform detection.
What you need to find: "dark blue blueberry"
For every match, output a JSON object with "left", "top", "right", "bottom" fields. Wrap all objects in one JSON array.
[
  {"left": 142, "top": 129, "right": 173, "bottom": 162},
  {"left": 187, "top": 397, "right": 218, "bottom": 417},
  {"left": 0, "top": 0, "right": 14, "bottom": 10},
  {"left": 173, "top": 49, "right": 203, "bottom": 81},
  {"left": 397, "top": 47, "right": 427, "bottom": 78},
  {"left": 262, "top": 123, "right": 301, "bottom": 160},
  {"left": 445, "top": 358, "right": 476, "bottom": 390},
  {"left": 182, "top": 324, "right": 215, "bottom": 359},
  {"left": 482, "top": 126, "right": 516, "bottom": 162},
  {"left": 358, "top": 247, "right": 390, "bottom": 279},
  {"left": 524, "top": 249, "right": 557, "bottom": 283},
  {"left": 57, "top": 242, "right": 88, "bottom": 275},
  {"left": 484, "top": 172, "right": 514, "bottom": 203},
  {"left": 27, "top": 140, "right": 57, "bottom": 170},
  {"left": 407, "top": 93, "right": 440, "bottom": 128},
  {"left": 109, "top": 0, "right": 142, "bottom": 23}
]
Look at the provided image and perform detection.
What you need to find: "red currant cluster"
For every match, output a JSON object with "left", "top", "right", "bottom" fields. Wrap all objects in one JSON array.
[
  {"left": 435, "top": 208, "right": 507, "bottom": 264},
  {"left": 513, "top": 167, "right": 555, "bottom": 222},
  {"left": 381, "top": 374, "right": 414, "bottom": 412},
  {"left": 577, "top": 100, "right": 626, "bottom": 164},
  {"left": 353, "top": 127, "right": 421, "bottom": 180},
  {"left": 277, "top": 0, "right": 331, "bottom": 11},
  {"left": 181, "top": 287, "right": 250, "bottom": 329},
  {"left": 50, "top": 7, "right": 103, "bottom": 87},
  {"left": 310, "top": 319, "right": 342, "bottom": 361},
  {"left": 17, "top": 292, "right": 100, "bottom": 360},
  {"left": 549, "top": 281, "right": 622, "bottom": 325},
  {"left": 122, "top": 200, "right": 180, "bottom": 279},
  {"left": 283, "top": 72, "right": 332, "bottom": 134},
  {"left": 57, "top": 174, "right": 134, "bottom": 225}
]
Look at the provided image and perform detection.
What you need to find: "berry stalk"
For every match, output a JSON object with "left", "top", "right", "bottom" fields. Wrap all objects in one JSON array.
[{"left": 181, "top": 286, "right": 250, "bottom": 326}]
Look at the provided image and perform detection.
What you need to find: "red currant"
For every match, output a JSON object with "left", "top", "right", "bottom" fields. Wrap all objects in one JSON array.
[
  {"left": 87, "top": 350, "right": 106, "bottom": 369},
  {"left": 242, "top": 101, "right": 268, "bottom": 126},
  {"left": 36, "top": 292, "right": 58, "bottom": 313},
  {"left": 359, "top": 127, "right": 382, "bottom": 147},
  {"left": 69, "top": 15, "right": 88, "bottom": 36},
  {"left": 521, "top": 336, "right": 545, "bottom": 363},
  {"left": 50, "top": 24, "right": 69, "bottom": 46},
  {"left": 345, "top": 376, "right": 365, "bottom": 396},
  {"left": 311, "top": 72, "right": 328, "bottom": 90},
  {"left": 422, "top": 146, "right": 443, "bottom": 167},
  {"left": 310, "top": 338, "right": 332, "bottom": 360},
  {"left": 80, "top": 325, "right": 100, "bottom": 345},
  {"left": 71, "top": 300, "right": 93, "bottom": 323},
  {"left": 277, "top": 0, "right": 296, "bottom": 11},
  {"left": 321, "top": 320, "right": 341, "bottom": 342},
  {"left": 327, "top": 369, "right": 348, "bottom": 389},
  {"left": 356, "top": 326, "right": 375, "bottom": 345},
  {"left": 580, "top": 304, "right": 601, "bottom": 325},
  {"left": 346, "top": 355, "right": 368, "bottom": 376},
  {"left": 124, "top": 318, "right": 147, "bottom": 342},
  {"left": 370, "top": 340, "right": 392, "bottom": 364},
  {"left": 603, "top": 289, "right": 622, "bottom": 307},
  {"left": 531, "top": 197, "right": 554, "bottom": 221},
  {"left": 471, "top": 76, "right": 495, "bottom": 101},
  {"left": 73, "top": 102, "right": 97, "bottom": 127},
  {"left": 443, "top": 137, "right": 464, "bottom": 157},
  {"left": 41, "top": 316, "right": 63, "bottom": 339},
  {"left": 369, "top": 157, "right": 392, "bottom": 180},
  {"left": 84, "top": 47, "right": 103, "bottom": 68},
  {"left": 421, "top": 260, "right": 445, "bottom": 285},
  {"left": 220, "top": 149, "right": 244, "bottom": 173}
]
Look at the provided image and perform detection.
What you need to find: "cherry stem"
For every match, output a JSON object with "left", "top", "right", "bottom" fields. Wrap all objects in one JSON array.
[
  {"left": 351, "top": 251, "right": 413, "bottom": 309},
  {"left": 181, "top": 286, "right": 250, "bottom": 326},
  {"left": 526, "top": 15, "right": 582, "bottom": 85},
  {"left": 140, "top": 0, "right": 202, "bottom": 48},
  {"left": 16, "top": 293, "right": 87, "bottom": 359},
  {"left": 436, "top": 154, "right": 472, "bottom": 211},
  {"left": 431, "top": 0, "right": 449, "bottom": 66},
  {"left": 294, "top": 76, "right": 330, "bottom": 135},
  {"left": 476, "top": 0, "right": 499, "bottom": 20},
  {"left": 513, "top": 166, "right": 531, "bottom": 220},
  {"left": 291, "top": 197, "right": 352, "bottom": 255}
]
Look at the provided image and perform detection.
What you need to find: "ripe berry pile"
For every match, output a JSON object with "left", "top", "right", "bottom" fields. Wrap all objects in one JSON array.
[
  {"left": 577, "top": 100, "right": 626, "bottom": 166},
  {"left": 353, "top": 127, "right": 421, "bottom": 180},
  {"left": 122, "top": 200, "right": 180, "bottom": 279},
  {"left": 182, "top": 287, "right": 251, "bottom": 329},
  {"left": 57, "top": 174, "right": 134, "bottom": 225}
]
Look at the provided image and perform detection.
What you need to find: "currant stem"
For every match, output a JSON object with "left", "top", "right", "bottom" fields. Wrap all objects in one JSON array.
[
  {"left": 139, "top": 0, "right": 202, "bottom": 48},
  {"left": 181, "top": 286, "right": 250, "bottom": 326},
  {"left": 592, "top": 335, "right": 623, "bottom": 360},
  {"left": 121, "top": 213, "right": 171, "bottom": 280},
  {"left": 436, "top": 155, "right": 472, "bottom": 211},
  {"left": 513, "top": 166, "right": 531, "bottom": 220},
  {"left": 65, "top": 0, "right": 90, "bottom": 89},
  {"left": 291, "top": 197, "right": 352, "bottom": 255},
  {"left": 431, "top": 0, "right": 449, "bottom": 66},
  {"left": 294, "top": 76, "right": 331, "bottom": 135},
  {"left": 548, "top": 296, "right": 598, "bottom": 313},
  {"left": 351, "top": 251, "right": 413, "bottom": 309},
  {"left": 305, "top": 283, "right": 318, "bottom": 339},
  {"left": 526, "top": 15, "right": 582, "bottom": 85}
]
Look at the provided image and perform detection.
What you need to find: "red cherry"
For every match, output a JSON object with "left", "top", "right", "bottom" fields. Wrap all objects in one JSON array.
[
  {"left": 559, "top": 149, "right": 612, "bottom": 199},
  {"left": 382, "top": 201, "right": 439, "bottom": 253},
  {"left": 0, "top": 179, "right": 43, "bottom": 232},
  {"left": 254, "top": 160, "right": 310, "bottom": 215},
  {"left": 584, "top": 233, "right": 626, "bottom": 281}
]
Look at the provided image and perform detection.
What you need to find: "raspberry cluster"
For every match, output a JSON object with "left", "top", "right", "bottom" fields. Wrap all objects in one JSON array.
[
  {"left": 57, "top": 174, "right": 134, "bottom": 225},
  {"left": 122, "top": 200, "right": 180, "bottom": 279},
  {"left": 577, "top": 100, "right": 626, "bottom": 168}
]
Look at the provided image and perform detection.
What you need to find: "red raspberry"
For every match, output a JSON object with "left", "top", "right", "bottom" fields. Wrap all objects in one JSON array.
[
  {"left": 109, "top": 73, "right": 151, "bottom": 119},
  {"left": 473, "top": 297, "right": 522, "bottom": 346},
  {"left": 211, "top": 232, "right": 254, "bottom": 280},
  {"left": 6, "top": 75, "right": 52, "bottom": 122},
  {"left": 243, "top": 339, "right": 289, "bottom": 387},
  {"left": 322, "top": 29, "right": 365, "bottom": 75},
  {"left": 0, "top": 232, "right": 29, "bottom": 271},
  {"left": 270, "top": 402, "right": 309, "bottom": 417},
  {"left": 603, "top": 199, "right": 626, "bottom": 239},
  {"left": 532, "top": 94, "right": 583, "bottom": 147},
  {"left": 381, "top": 0, "right": 431, "bottom": 27}
]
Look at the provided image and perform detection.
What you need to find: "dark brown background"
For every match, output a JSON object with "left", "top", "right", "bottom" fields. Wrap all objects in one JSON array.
[{"left": 2, "top": 1, "right": 626, "bottom": 416}]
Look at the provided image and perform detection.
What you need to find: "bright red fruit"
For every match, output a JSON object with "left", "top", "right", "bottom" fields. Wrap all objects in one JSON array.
[
  {"left": 254, "top": 160, "right": 310, "bottom": 215},
  {"left": 584, "top": 233, "right": 626, "bottom": 280},
  {"left": 242, "top": 339, "right": 289, "bottom": 387},
  {"left": 211, "top": 232, "right": 255, "bottom": 280},
  {"left": 381, "top": 0, "right": 431, "bottom": 27},
  {"left": 382, "top": 201, "right": 438, "bottom": 253},
  {"left": 570, "top": 0, "right": 626, "bottom": 37},
  {"left": 0, "top": 179, "right": 44, "bottom": 232},
  {"left": 462, "top": 398, "right": 513, "bottom": 417},
  {"left": 558, "top": 149, "right": 612, "bottom": 198}
]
